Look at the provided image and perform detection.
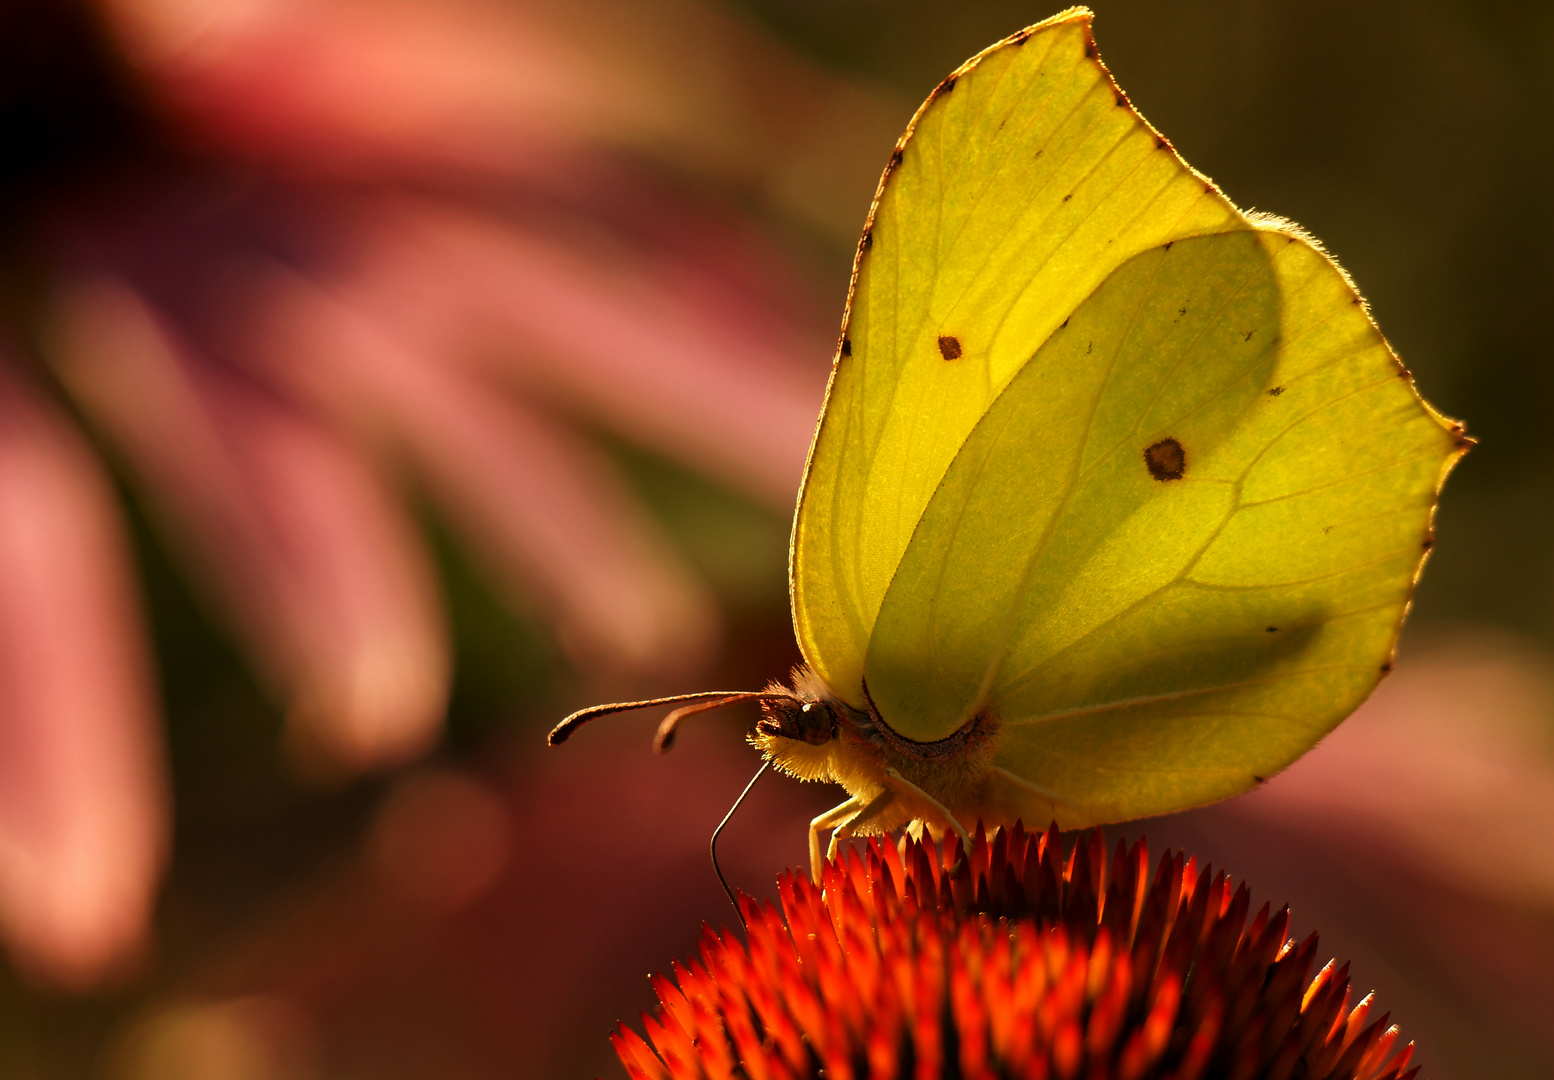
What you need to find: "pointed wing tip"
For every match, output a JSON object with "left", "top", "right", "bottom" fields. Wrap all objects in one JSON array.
[{"left": 985, "top": 9, "right": 1093, "bottom": 59}]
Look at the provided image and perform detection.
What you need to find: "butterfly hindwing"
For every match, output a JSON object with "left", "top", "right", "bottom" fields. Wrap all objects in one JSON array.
[
  {"left": 863, "top": 223, "right": 1459, "bottom": 823},
  {"left": 985, "top": 230, "right": 1463, "bottom": 826}
]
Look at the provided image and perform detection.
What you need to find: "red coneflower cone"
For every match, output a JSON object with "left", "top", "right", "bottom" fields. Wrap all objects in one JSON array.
[{"left": 615, "top": 822, "right": 1421, "bottom": 1080}]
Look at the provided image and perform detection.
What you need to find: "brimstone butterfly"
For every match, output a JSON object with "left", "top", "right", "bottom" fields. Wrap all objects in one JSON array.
[{"left": 551, "top": 7, "right": 1467, "bottom": 882}]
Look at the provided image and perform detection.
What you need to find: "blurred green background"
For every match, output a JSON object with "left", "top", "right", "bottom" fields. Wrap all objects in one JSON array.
[{"left": 0, "top": 1, "right": 1549, "bottom": 1078}]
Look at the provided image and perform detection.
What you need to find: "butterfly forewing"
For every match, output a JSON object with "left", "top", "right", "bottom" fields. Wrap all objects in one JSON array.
[{"left": 792, "top": 10, "right": 1240, "bottom": 713}]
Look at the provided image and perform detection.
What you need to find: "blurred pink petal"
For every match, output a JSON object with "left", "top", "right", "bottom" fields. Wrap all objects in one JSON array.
[
  {"left": 1235, "top": 632, "right": 1554, "bottom": 907},
  {"left": 339, "top": 195, "right": 827, "bottom": 510},
  {"left": 100, "top": 0, "right": 626, "bottom": 178},
  {"left": 224, "top": 256, "right": 721, "bottom": 678},
  {"left": 100, "top": 0, "right": 898, "bottom": 235},
  {"left": 0, "top": 351, "right": 166, "bottom": 987},
  {"left": 49, "top": 275, "right": 449, "bottom": 770}
]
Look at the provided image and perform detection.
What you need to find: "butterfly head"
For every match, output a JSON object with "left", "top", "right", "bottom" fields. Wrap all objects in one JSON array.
[
  {"left": 747, "top": 670, "right": 858, "bottom": 786},
  {"left": 755, "top": 690, "right": 837, "bottom": 747}
]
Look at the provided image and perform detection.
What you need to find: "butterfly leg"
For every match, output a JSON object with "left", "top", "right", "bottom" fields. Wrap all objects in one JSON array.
[
  {"left": 823, "top": 787, "right": 898, "bottom": 873},
  {"left": 884, "top": 767, "right": 971, "bottom": 853},
  {"left": 809, "top": 797, "right": 863, "bottom": 884}
]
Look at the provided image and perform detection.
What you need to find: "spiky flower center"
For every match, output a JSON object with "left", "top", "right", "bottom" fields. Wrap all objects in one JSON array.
[{"left": 616, "top": 823, "right": 1420, "bottom": 1080}]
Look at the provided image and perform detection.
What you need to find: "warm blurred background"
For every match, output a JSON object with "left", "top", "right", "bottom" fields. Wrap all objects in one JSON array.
[{"left": 0, "top": 0, "right": 1549, "bottom": 1076}]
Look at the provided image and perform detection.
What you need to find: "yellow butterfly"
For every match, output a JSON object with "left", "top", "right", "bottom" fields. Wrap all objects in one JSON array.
[{"left": 551, "top": 7, "right": 1467, "bottom": 882}]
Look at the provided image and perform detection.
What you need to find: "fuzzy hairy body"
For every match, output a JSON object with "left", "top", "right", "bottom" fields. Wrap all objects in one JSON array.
[{"left": 749, "top": 666, "right": 1016, "bottom": 838}]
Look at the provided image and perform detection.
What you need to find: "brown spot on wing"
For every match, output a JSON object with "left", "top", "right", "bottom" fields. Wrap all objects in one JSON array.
[
  {"left": 1267, "top": 386, "right": 1284, "bottom": 397},
  {"left": 1144, "top": 438, "right": 1186, "bottom": 481},
  {"left": 937, "top": 335, "right": 962, "bottom": 361},
  {"left": 840, "top": 338, "right": 852, "bottom": 357}
]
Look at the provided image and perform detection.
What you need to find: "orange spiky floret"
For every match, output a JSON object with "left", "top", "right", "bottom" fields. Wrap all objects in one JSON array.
[{"left": 616, "top": 822, "right": 1425, "bottom": 1080}]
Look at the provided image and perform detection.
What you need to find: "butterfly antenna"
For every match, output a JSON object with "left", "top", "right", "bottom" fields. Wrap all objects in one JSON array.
[
  {"left": 712, "top": 759, "right": 770, "bottom": 930},
  {"left": 653, "top": 695, "right": 765, "bottom": 753},
  {"left": 548, "top": 691, "right": 764, "bottom": 746}
]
